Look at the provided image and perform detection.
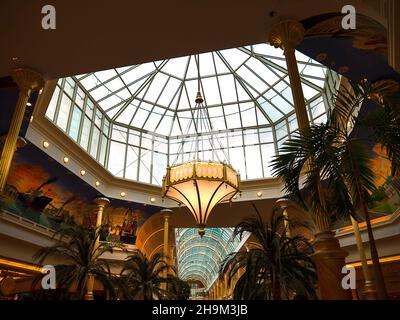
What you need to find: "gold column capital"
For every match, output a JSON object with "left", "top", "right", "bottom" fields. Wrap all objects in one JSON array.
[
  {"left": 93, "top": 197, "right": 110, "bottom": 208},
  {"left": 11, "top": 68, "right": 44, "bottom": 93},
  {"left": 1, "top": 135, "right": 27, "bottom": 150},
  {"left": 275, "top": 197, "right": 294, "bottom": 210},
  {"left": 161, "top": 208, "right": 174, "bottom": 221},
  {"left": 268, "top": 20, "right": 305, "bottom": 52}
]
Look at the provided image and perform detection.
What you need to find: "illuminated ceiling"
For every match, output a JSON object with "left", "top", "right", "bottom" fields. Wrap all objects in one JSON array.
[
  {"left": 175, "top": 228, "right": 245, "bottom": 288},
  {"left": 45, "top": 43, "right": 338, "bottom": 186}
]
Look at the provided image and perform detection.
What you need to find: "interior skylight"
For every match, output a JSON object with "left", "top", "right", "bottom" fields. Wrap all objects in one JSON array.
[
  {"left": 45, "top": 43, "right": 340, "bottom": 185},
  {"left": 175, "top": 228, "right": 244, "bottom": 288}
]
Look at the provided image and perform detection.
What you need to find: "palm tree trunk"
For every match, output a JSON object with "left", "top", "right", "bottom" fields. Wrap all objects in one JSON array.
[
  {"left": 360, "top": 197, "right": 387, "bottom": 299},
  {"left": 312, "top": 181, "right": 351, "bottom": 300},
  {"left": 348, "top": 141, "right": 388, "bottom": 299}
]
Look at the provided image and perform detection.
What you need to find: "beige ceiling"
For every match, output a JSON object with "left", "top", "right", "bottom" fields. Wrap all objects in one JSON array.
[{"left": 1, "top": 0, "right": 376, "bottom": 80}]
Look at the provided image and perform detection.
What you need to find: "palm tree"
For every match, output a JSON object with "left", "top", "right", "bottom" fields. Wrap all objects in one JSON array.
[
  {"left": 271, "top": 78, "right": 398, "bottom": 299},
  {"left": 33, "top": 222, "right": 121, "bottom": 300},
  {"left": 271, "top": 123, "right": 341, "bottom": 233},
  {"left": 328, "top": 79, "right": 399, "bottom": 299},
  {"left": 220, "top": 205, "right": 317, "bottom": 300},
  {"left": 119, "top": 250, "right": 176, "bottom": 300},
  {"left": 167, "top": 276, "right": 191, "bottom": 300}
]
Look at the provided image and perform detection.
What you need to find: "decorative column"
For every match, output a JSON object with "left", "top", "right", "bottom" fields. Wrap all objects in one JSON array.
[
  {"left": 268, "top": 21, "right": 351, "bottom": 300},
  {"left": 268, "top": 20, "right": 309, "bottom": 130},
  {"left": 94, "top": 197, "right": 109, "bottom": 230},
  {"left": 161, "top": 209, "right": 173, "bottom": 289},
  {"left": 0, "top": 68, "right": 44, "bottom": 193},
  {"left": 84, "top": 197, "right": 110, "bottom": 300},
  {"left": 170, "top": 245, "right": 176, "bottom": 275},
  {"left": 350, "top": 217, "right": 377, "bottom": 299},
  {"left": 276, "top": 198, "right": 293, "bottom": 237},
  {"left": 0, "top": 136, "right": 27, "bottom": 197}
]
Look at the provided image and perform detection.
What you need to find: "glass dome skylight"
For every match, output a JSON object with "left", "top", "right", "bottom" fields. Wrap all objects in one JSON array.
[{"left": 45, "top": 43, "right": 340, "bottom": 185}]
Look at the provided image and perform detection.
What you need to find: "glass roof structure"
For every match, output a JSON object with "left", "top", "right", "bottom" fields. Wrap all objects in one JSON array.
[
  {"left": 175, "top": 228, "right": 245, "bottom": 288},
  {"left": 45, "top": 43, "right": 340, "bottom": 185}
]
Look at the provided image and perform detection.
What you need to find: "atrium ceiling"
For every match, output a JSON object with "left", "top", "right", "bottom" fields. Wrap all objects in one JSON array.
[
  {"left": 175, "top": 228, "right": 244, "bottom": 288},
  {"left": 45, "top": 44, "right": 338, "bottom": 185}
]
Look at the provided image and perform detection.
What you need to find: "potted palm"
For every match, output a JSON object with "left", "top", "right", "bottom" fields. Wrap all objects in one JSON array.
[
  {"left": 220, "top": 205, "right": 317, "bottom": 300},
  {"left": 119, "top": 250, "right": 177, "bottom": 300},
  {"left": 33, "top": 222, "right": 121, "bottom": 300}
]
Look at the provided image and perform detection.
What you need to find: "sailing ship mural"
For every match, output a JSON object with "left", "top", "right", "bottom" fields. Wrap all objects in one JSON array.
[{"left": 0, "top": 142, "right": 162, "bottom": 245}]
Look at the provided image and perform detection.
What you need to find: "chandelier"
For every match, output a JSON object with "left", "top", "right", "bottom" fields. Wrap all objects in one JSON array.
[{"left": 162, "top": 56, "right": 240, "bottom": 236}]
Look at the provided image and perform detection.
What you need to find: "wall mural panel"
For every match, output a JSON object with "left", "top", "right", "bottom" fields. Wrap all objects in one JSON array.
[
  {"left": 369, "top": 143, "right": 400, "bottom": 215},
  {"left": 0, "top": 141, "right": 162, "bottom": 246}
]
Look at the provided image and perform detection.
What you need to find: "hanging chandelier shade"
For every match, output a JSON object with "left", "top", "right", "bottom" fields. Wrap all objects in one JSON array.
[
  {"left": 162, "top": 161, "right": 240, "bottom": 236},
  {"left": 162, "top": 56, "right": 241, "bottom": 236}
]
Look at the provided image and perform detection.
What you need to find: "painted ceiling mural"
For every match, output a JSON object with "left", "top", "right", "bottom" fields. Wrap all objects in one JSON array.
[
  {"left": 298, "top": 13, "right": 400, "bottom": 220},
  {"left": 298, "top": 13, "right": 400, "bottom": 83}
]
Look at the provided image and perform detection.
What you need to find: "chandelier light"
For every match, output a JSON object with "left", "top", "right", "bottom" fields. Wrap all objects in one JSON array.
[{"left": 162, "top": 56, "right": 240, "bottom": 236}]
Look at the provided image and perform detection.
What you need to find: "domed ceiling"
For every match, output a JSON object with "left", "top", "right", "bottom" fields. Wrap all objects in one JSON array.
[{"left": 45, "top": 43, "right": 338, "bottom": 185}]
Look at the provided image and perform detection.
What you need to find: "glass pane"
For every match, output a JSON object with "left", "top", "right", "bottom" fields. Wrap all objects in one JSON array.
[
  {"left": 261, "top": 143, "right": 275, "bottom": 177},
  {"left": 95, "top": 109, "right": 102, "bottom": 127},
  {"left": 46, "top": 86, "right": 60, "bottom": 121},
  {"left": 69, "top": 105, "right": 82, "bottom": 142},
  {"left": 229, "top": 147, "right": 246, "bottom": 176},
  {"left": 275, "top": 120, "right": 288, "bottom": 140},
  {"left": 245, "top": 145, "right": 262, "bottom": 179},
  {"left": 125, "top": 146, "right": 139, "bottom": 180},
  {"left": 80, "top": 116, "right": 91, "bottom": 150},
  {"left": 152, "top": 152, "right": 167, "bottom": 185},
  {"left": 112, "top": 125, "right": 127, "bottom": 142},
  {"left": 56, "top": 93, "right": 72, "bottom": 132},
  {"left": 76, "top": 87, "right": 85, "bottom": 108},
  {"left": 108, "top": 141, "right": 126, "bottom": 177},
  {"left": 99, "top": 135, "right": 108, "bottom": 166},
  {"left": 90, "top": 127, "right": 100, "bottom": 158},
  {"left": 85, "top": 99, "right": 94, "bottom": 119},
  {"left": 64, "top": 77, "right": 75, "bottom": 97},
  {"left": 138, "top": 149, "right": 152, "bottom": 183}
]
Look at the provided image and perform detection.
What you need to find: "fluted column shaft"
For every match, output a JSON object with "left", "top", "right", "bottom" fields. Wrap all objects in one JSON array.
[
  {"left": 269, "top": 20, "right": 308, "bottom": 131},
  {"left": 85, "top": 197, "right": 110, "bottom": 300},
  {"left": 0, "top": 68, "right": 44, "bottom": 192},
  {"left": 161, "top": 209, "right": 173, "bottom": 290}
]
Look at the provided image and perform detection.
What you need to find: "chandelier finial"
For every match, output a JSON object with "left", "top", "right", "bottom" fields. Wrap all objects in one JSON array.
[{"left": 195, "top": 91, "right": 203, "bottom": 104}]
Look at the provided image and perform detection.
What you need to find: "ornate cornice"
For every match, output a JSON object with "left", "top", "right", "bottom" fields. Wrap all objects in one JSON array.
[
  {"left": 268, "top": 20, "right": 305, "bottom": 52},
  {"left": 11, "top": 68, "right": 44, "bottom": 93}
]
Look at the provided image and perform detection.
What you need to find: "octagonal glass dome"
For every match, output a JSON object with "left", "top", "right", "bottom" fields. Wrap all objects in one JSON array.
[{"left": 45, "top": 43, "right": 340, "bottom": 185}]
